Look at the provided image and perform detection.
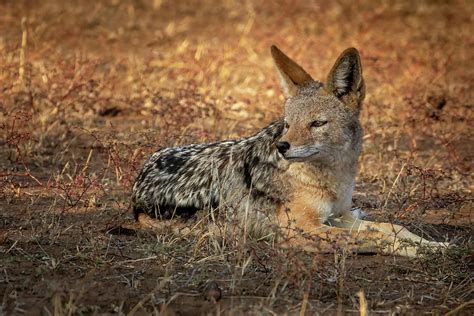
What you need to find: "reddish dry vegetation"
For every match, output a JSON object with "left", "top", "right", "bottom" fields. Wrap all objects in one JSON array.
[{"left": 0, "top": 0, "right": 473, "bottom": 315}]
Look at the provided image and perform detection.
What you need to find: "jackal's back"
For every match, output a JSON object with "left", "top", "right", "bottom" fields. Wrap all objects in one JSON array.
[{"left": 132, "top": 120, "right": 287, "bottom": 220}]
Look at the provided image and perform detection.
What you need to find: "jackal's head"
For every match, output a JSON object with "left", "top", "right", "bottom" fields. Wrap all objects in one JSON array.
[{"left": 271, "top": 45, "right": 365, "bottom": 165}]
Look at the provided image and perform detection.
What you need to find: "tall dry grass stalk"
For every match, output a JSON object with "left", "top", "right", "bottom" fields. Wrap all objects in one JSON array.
[
  {"left": 18, "top": 17, "right": 27, "bottom": 86},
  {"left": 357, "top": 290, "right": 368, "bottom": 316}
]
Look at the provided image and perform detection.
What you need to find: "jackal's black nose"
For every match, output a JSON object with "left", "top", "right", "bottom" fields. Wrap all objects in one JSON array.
[{"left": 276, "top": 141, "right": 290, "bottom": 154}]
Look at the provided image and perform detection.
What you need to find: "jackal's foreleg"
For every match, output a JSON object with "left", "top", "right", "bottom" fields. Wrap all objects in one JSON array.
[
  {"left": 275, "top": 205, "right": 445, "bottom": 257},
  {"left": 327, "top": 212, "right": 449, "bottom": 250},
  {"left": 278, "top": 223, "right": 422, "bottom": 257}
]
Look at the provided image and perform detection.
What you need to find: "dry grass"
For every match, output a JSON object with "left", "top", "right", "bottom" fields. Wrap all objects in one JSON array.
[{"left": 0, "top": 0, "right": 473, "bottom": 314}]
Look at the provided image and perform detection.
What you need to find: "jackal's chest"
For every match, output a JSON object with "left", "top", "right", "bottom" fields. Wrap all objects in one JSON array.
[{"left": 282, "top": 163, "right": 354, "bottom": 222}]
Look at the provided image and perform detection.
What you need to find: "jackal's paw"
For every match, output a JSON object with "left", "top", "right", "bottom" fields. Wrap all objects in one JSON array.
[
  {"left": 399, "top": 241, "right": 452, "bottom": 258},
  {"left": 384, "top": 241, "right": 445, "bottom": 258},
  {"left": 419, "top": 241, "right": 452, "bottom": 253},
  {"left": 428, "top": 241, "right": 450, "bottom": 248}
]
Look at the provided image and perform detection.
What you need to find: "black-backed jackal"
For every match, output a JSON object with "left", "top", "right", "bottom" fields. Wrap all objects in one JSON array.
[{"left": 132, "top": 46, "right": 448, "bottom": 257}]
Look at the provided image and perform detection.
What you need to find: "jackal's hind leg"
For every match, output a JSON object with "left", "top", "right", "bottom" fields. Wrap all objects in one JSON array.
[{"left": 137, "top": 213, "right": 192, "bottom": 236}]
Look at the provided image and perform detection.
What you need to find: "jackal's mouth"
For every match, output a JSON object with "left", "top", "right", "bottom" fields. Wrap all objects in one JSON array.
[
  {"left": 283, "top": 149, "right": 320, "bottom": 161},
  {"left": 284, "top": 156, "right": 309, "bottom": 162}
]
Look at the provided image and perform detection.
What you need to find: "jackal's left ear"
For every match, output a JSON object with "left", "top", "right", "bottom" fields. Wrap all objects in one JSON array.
[
  {"left": 271, "top": 45, "right": 314, "bottom": 98},
  {"left": 326, "top": 48, "right": 365, "bottom": 114}
]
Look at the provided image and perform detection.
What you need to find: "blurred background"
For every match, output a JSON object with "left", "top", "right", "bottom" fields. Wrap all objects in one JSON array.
[{"left": 1, "top": 0, "right": 471, "bottom": 205}]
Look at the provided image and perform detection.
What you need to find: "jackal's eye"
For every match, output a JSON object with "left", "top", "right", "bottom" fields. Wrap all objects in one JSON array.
[
  {"left": 310, "top": 120, "right": 328, "bottom": 128},
  {"left": 284, "top": 121, "right": 289, "bottom": 129}
]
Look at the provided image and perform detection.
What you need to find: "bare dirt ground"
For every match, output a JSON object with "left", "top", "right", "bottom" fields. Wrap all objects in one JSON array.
[{"left": 1, "top": 0, "right": 473, "bottom": 314}]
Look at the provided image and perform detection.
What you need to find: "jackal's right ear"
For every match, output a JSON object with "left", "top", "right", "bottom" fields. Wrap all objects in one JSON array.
[
  {"left": 326, "top": 48, "right": 365, "bottom": 114},
  {"left": 271, "top": 45, "right": 313, "bottom": 98}
]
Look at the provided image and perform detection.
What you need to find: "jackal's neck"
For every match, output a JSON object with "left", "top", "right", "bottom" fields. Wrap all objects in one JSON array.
[
  {"left": 288, "top": 159, "right": 356, "bottom": 183},
  {"left": 285, "top": 157, "right": 358, "bottom": 203}
]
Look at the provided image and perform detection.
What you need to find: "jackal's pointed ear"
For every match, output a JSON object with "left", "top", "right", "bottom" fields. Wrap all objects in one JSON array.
[
  {"left": 271, "top": 45, "right": 314, "bottom": 98},
  {"left": 326, "top": 48, "right": 365, "bottom": 114}
]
